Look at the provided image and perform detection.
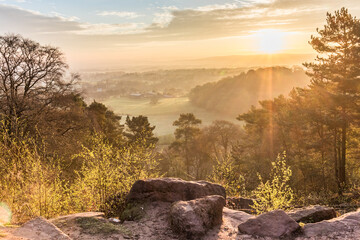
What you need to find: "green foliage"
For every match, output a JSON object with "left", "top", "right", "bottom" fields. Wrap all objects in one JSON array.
[
  {"left": 0, "top": 124, "right": 71, "bottom": 223},
  {"left": 170, "top": 113, "right": 202, "bottom": 178},
  {"left": 172, "top": 113, "right": 202, "bottom": 141},
  {"left": 0, "top": 124, "right": 160, "bottom": 222},
  {"left": 70, "top": 135, "right": 160, "bottom": 213},
  {"left": 100, "top": 192, "right": 127, "bottom": 218},
  {"left": 251, "top": 152, "right": 293, "bottom": 214},
  {"left": 124, "top": 115, "right": 158, "bottom": 146},
  {"left": 88, "top": 101, "right": 124, "bottom": 146},
  {"left": 209, "top": 155, "right": 246, "bottom": 197}
]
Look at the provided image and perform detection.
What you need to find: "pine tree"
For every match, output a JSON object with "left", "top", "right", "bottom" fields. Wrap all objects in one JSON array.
[
  {"left": 124, "top": 115, "right": 158, "bottom": 147},
  {"left": 171, "top": 113, "right": 202, "bottom": 177},
  {"left": 304, "top": 8, "right": 360, "bottom": 192}
]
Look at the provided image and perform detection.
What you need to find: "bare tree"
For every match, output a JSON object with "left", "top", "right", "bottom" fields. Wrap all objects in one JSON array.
[{"left": 0, "top": 34, "right": 77, "bottom": 135}]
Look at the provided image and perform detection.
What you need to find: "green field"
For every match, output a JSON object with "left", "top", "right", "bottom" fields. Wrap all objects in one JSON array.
[{"left": 102, "top": 97, "right": 237, "bottom": 136}]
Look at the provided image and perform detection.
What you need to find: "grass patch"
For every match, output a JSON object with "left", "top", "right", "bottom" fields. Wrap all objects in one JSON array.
[
  {"left": 120, "top": 204, "right": 146, "bottom": 222},
  {"left": 76, "top": 217, "right": 131, "bottom": 236}
]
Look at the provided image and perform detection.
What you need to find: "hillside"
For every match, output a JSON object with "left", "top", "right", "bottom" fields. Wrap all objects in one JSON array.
[
  {"left": 189, "top": 67, "right": 309, "bottom": 117},
  {"left": 80, "top": 68, "right": 247, "bottom": 101},
  {"left": 187, "top": 54, "right": 315, "bottom": 68}
]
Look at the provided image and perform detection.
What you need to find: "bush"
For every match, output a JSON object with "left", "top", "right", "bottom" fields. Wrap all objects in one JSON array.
[
  {"left": 0, "top": 126, "right": 160, "bottom": 223},
  {"left": 209, "top": 155, "right": 246, "bottom": 197},
  {"left": 251, "top": 152, "right": 293, "bottom": 214},
  {"left": 0, "top": 125, "right": 71, "bottom": 223},
  {"left": 70, "top": 135, "right": 160, "bottom": 213},
  {"left": 100, "top": 192, "right": 127, "bottom": 218}
]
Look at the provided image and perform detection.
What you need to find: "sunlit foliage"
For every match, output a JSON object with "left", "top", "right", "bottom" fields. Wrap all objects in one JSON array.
[{"left": 251, "top": 152, "right": 293, "bottom": 214}]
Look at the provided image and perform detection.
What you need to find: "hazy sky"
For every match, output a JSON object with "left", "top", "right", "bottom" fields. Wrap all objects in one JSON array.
[{"left": 0, "top": 0, "right": 359, "bottom": 70}]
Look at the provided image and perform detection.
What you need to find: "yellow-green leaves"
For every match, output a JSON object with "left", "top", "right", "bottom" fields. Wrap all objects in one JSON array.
[{"left": 251, "top": 152, "right": 293, "bottom": 214}]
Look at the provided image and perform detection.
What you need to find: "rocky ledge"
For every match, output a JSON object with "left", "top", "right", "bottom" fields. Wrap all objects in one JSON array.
[{"left": 2, "top": 178, "right": 360, "bottom": 240}]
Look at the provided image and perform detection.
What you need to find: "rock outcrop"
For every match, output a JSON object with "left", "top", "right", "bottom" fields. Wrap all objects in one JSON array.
[
  {"left": 170, "top": 195, "right": 225, "bottom": 239},
  {"left": 126, "top": 178, "right": 226, "bottom": 203},
  {"left": 287, "top": 205, "right": 337, "bottom": 223},
  {"left": 301, "top": 209, "right": 360, "bottom": 238},
  {"left": 238, "top": 210, "right": 300, "bottom": 238},
  {"left": 13, "top": 217, "right": 71, "bottom": 240},
  {"left": 7, "top": 178, "right": 360, "bottom": 240}
]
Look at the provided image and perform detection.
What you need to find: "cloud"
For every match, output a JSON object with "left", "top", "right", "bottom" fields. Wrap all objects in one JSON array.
[
  {"left": 0, "top": 0, "right": 358, "bottom": 45},
  {"left": 97, "top": 11, "right": 143, "bottom": 19},
  {"left": 153, "top": 12, "right": 173, "bottom": 28},
  {"left": 141, "top": 0, "right": 352, "bottom": 42},
  {"left": 195, "top": 3, "right": 239, "bottom": 12},
  {"left": 0, "top": 5, "right": 146, "bottom": 36},
  {"left": 0, "top": 4, "right": 83, "bottom": 34},
  {"left": 79, "top": 23, "right": 147, "bottom": 35}
]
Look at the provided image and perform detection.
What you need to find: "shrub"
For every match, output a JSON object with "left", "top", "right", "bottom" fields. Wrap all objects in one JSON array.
[
  {"left": 70, "top": 135, "right": 160, "bottom": 213},
  {"left": 251, "top": 152, "right": 293, "bottom": 214},
  {"left": 209, "top": 155, "right": 246, "bottom": 197},
  {"left": 0, "top": 125, "right": 70, "bottom": 223}
]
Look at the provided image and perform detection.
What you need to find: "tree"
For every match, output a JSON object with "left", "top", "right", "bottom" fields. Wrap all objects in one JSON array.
[
  {"left": 88, "top": 101, "right": 124, "bottom": 146},
  {"left": 171, "top": 113, "right": 202, "bottom": 177},
  {"left": 304, "top": 8, "right": 360, "bottom": 192},
  {"left": 124, "top": 115, "right": 158, "bottom": 147},
  {"left": 0, "top": 34, "right": 77, "bottom": 136},
  {"left": 202, "top": 120, "right": 243, "bottom": 160}
]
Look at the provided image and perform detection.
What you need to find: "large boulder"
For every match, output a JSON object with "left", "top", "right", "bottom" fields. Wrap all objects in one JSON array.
[
  {"left": 127, "top": 178, "right": 226, "bottom": 203},
  {"left": 170, "top": 195, "right": 225, "bottom": 239},
  {"left": 238, "top": 210, "right": 300, "bottom": 238},
  {"left": 13, "top": 217, "right": 71, "bottom": 240},
  {"left": 287, "top": 205, "right": 337, "bottom": 223},
  {"left": 302, "top": 209, "right": 360, "bottom": 238}
]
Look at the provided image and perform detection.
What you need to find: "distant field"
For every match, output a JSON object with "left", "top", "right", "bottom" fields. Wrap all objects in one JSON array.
[{"left": 102, "top": 97, "right": 237, "bottom": 136}]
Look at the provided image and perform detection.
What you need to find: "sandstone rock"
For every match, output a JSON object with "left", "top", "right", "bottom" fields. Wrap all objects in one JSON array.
[
  {"left": 302, "top": 209, "right": 360, "bottom": 237},
  {"left": 223, "top": 207, "right": 252, "bottom": 223},
  {"left": 13, "top": 217, "right": 71, "bottom": 240},
  {"left": 226, "top": 197, "right": 255, "bottom": 210},
  {"left": 287, "top": 205, "right": 336, "bottom": 223},
  {"left": 238, "top": 210, "right": 300, "bottom": 238},
  {"left": 170, "top": 195, "right": 225, "bottom": 239},
  {"left": 127, "top": 178, "right": 226, "bottom": 203}
]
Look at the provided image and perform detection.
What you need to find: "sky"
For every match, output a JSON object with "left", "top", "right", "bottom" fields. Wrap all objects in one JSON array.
[{"left": 0, "top": 0, "right": 359, "bottom": 70}]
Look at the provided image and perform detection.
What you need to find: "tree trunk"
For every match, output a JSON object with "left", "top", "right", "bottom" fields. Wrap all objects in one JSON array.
[
  {"left": 340, "top": 123, "right": 347, "bottom": 189},
  {"left": 334, "top": 128, "right": 341, "bottom": 193}
]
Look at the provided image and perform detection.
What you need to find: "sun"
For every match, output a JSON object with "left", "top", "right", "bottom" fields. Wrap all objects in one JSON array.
[{"left": 256, "top": 29, "right": 285, "bottom": 54}]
